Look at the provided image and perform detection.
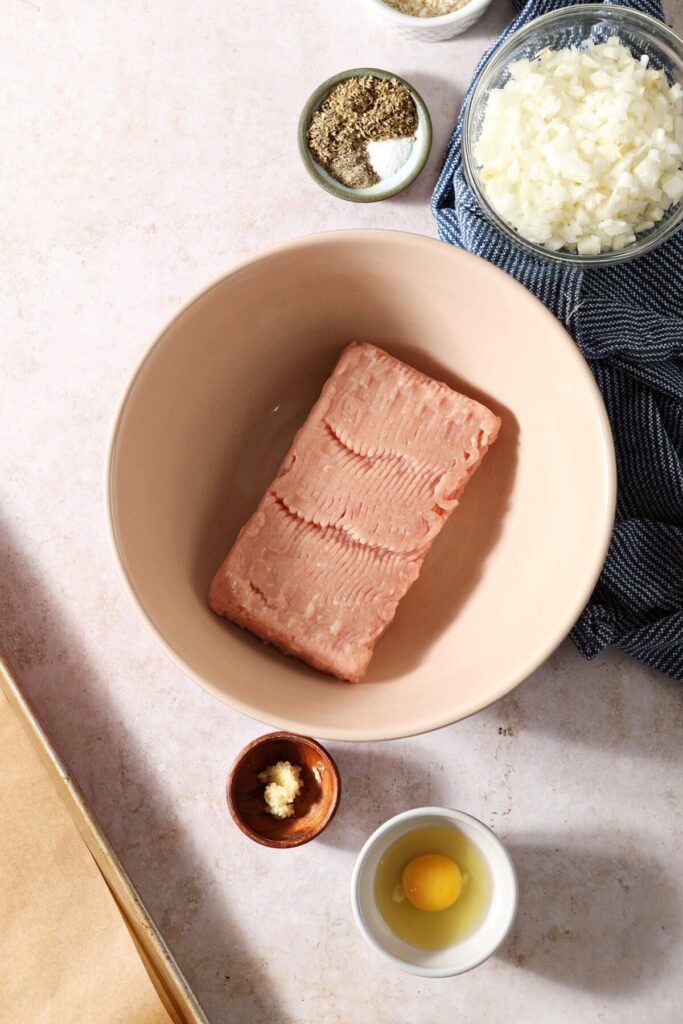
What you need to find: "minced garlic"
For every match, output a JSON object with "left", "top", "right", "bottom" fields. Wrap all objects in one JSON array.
[{"left": 258, "top": 760, "right": 303, "bottom": 819}]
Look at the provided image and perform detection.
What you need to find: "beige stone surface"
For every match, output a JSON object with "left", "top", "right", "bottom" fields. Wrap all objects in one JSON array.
[{"left": 2, "top": 1, "right": 683, "bottom": 1021}]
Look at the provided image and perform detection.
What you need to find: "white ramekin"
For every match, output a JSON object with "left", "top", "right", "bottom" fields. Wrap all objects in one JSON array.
[
  {"left": 362, "top": 0, "right": 497, "bottom": 41},
  {"left": 351, "top": 807, "right": 518, "bottom": 977}
]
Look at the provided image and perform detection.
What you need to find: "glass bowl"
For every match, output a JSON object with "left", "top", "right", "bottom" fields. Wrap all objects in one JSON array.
[{"left": 462, "top": 4, "right": 683, "bottom": 267}]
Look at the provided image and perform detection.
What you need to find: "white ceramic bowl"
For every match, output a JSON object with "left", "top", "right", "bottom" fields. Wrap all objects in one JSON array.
[
  {"left": 351, "top": 807, "right": 517, "bottom": 977},
  {"left": 363, "top": 0, "right": 496, "bottom": 41}
]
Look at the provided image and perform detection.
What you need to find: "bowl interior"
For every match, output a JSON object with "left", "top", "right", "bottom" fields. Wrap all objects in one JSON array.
[
  {"left": 352, "top": 809, "right": 517, "bottom": 975},
  {"left": 228, "top": 734, "right": 339, "bottom": 847},
  {"left": 464, "top": 5, "right": 683, "bottom": 265},
  {"left": 108, "top": 230, "right": 615, "bottom": 740}
]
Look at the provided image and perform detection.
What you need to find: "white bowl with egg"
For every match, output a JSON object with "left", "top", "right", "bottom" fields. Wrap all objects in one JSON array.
[
  {"left": 363, "top": 0, "right": 497, "bottom": 42},
  {"left": 351, "top": 807, "right": 518, "bottom": 977}
]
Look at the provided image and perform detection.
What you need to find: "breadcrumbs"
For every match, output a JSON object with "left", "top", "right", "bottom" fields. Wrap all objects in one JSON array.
[{"left": 382, "top": 0, "right": 471, "bottom": 15}]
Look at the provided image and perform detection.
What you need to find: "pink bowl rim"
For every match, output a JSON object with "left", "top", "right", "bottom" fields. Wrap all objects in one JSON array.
[{"left": 105, "top": 229, "right": 616, "bottom": 742}]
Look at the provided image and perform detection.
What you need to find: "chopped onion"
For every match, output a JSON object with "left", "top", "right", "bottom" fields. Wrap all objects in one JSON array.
[{"left": 474, "top": 37, "right": 683, "bottom": 254}]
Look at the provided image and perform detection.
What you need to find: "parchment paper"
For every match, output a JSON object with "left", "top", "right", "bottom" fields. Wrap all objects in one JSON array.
[{"left": 0, "top": 687, "right": 174, "bottom": 1024}]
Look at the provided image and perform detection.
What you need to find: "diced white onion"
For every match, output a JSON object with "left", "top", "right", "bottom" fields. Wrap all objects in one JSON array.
[{"left": 474, "top": 37, "right": 683, "bottom": 254}]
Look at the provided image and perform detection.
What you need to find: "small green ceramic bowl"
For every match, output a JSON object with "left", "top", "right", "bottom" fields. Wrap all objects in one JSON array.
[{"left": 298, "top": 68, "right": 432, "bottom": 203}]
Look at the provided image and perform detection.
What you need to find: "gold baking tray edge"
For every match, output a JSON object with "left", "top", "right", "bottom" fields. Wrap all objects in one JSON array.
[{"left": 0, "top": 651, "right": 210, "bottom": 1024}]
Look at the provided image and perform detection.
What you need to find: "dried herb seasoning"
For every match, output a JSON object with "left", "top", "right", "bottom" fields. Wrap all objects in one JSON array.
[{"left": 307, "top": 75, "right": 418, "bottom": 189}]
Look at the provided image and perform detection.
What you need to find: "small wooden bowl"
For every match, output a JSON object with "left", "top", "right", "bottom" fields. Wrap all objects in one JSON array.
[{"left": 227, "top": 732, "right": 340, "bottom": 848}]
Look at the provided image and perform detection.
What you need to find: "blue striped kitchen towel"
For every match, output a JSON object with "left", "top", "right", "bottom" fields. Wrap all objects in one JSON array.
[{"left": 433, "top": 0, "right": 683, "bottom": 679}]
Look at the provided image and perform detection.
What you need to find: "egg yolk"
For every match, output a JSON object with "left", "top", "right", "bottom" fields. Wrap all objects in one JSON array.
[{"left": 401, "top": 853, "right": 462, "bottom": 912}]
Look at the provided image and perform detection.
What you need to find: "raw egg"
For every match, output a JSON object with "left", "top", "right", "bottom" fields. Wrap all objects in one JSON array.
[
  {"left": 401, "top": 853, "right": 462, "bottom": 912},
  {"left": 374, "top": 825, "right": 491, "bottom": 950}
]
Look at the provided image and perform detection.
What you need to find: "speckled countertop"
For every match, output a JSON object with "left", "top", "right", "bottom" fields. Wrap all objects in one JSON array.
[{"left": 3, "top": 2, "right": 683, "bottom": 1022}]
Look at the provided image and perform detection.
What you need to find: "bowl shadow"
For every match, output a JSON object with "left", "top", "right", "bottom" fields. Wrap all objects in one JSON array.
[
  {"left": 499, "top": 835, "right": 682, "bottom": 997},
  {"left": 314, "top": 745, "right": 452, "bottom": 853},
  {"left": 389, "top": 71, "right": 463, "bottom": 209},
  {"left": 465, "top": 0, "right": 517, "bottom": 43},
  {"left": 0, "top": 511, "right": 290, "bottom": 1024}
]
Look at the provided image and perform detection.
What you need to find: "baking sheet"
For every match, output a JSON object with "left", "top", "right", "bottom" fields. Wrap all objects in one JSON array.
[{"left": 0, "top": 652, "right": 209, "bottom": 1024}]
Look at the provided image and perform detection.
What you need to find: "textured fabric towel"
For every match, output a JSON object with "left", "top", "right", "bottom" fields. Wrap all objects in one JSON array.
[{"left": 433, "top": 0, "right": 683, "bottom": 680}]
